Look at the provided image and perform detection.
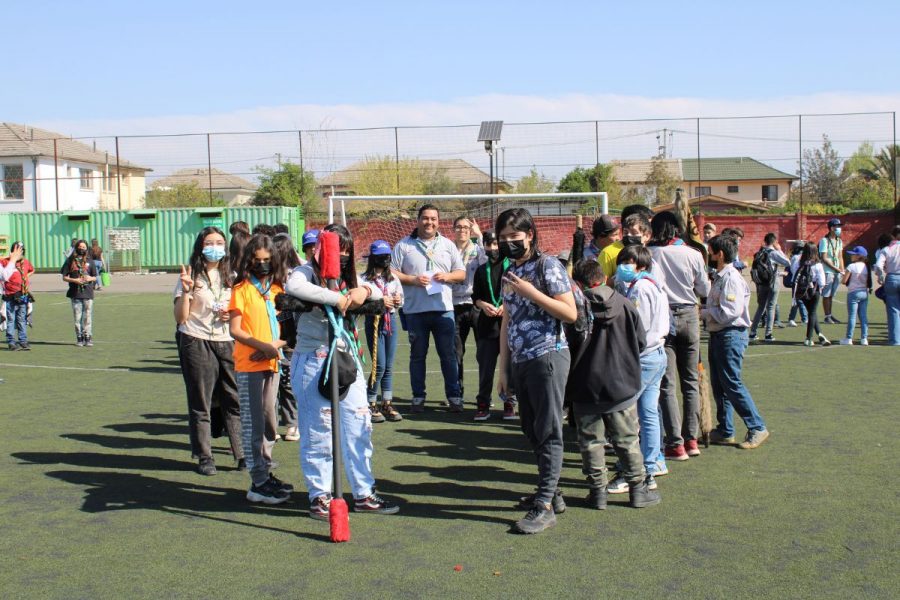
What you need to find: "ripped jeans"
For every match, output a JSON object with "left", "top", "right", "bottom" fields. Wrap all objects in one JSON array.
[{"left": 291, "top": 348, "right": 375, "bottom": 502}]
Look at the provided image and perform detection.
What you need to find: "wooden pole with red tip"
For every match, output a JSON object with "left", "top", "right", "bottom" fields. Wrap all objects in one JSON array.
[{"left": 318, "top": 229, "right": 350, "bottom": 542}]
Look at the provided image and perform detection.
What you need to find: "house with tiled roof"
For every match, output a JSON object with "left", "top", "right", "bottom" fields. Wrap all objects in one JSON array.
[
  {"left": 611, "top": 157, "right": 797, "bottom": 206},
  {"left": 0, "top": 122, "right": 150, "bottom": 212},
  {"left": 317, "top": 158, "right": 511, "bottom": 198},
  {"left": 151, "top": 167, "right": 258, "bottom": 206},
  {"left": 681, "top": 157, "right": 798, "bottom": 205}
]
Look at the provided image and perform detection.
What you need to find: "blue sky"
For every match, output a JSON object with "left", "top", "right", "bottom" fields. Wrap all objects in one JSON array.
[{"left": 4, "top": 0, "right": 898, "bottom": 128}]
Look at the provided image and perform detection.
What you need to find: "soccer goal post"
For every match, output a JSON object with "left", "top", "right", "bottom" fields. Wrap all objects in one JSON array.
[{"left": 320, "top": 191, "right": 609, "bottom": 255}]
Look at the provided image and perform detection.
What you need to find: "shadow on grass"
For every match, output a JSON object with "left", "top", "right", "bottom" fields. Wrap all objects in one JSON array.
[
  {"left": 105, "top": 422, "right": 188, "bottom": 436},
  {"left": 62, "top": 433, "right": 192, "bottom": 452},
  {"left": 41, "top": 470, "right": 330, "bottom": 541},
  {"left": 13, "top": 451, "right": 189, "bottom": 471}
]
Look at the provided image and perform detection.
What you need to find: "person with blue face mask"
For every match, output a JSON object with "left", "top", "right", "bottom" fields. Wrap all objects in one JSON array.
[
  {"left": 606, "top": 245, "right": 671, "bottom": 495},
  {"left": 818, "top": 218, "right": 845, "bottom": 324},
  {"left": 174, "top": 227, "right": 244, "bottom": 476}
]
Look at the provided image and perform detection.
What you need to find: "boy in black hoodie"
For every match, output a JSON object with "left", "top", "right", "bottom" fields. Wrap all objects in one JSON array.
[{"left": 568, "top": 261, "right": 661, "bottom": 510}]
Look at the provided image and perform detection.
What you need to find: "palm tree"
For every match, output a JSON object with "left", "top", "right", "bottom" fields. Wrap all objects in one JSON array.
[{"left": 857, "top": 144, "right": 899, "bottom": 183}]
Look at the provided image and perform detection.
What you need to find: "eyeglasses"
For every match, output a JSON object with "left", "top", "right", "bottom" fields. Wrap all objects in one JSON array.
[{"left": 454, "top": 225, "right": 471, "bottom": 231}]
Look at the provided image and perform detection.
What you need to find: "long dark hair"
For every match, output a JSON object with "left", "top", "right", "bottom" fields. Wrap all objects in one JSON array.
[
  {"left": 648, "top": 211, "right": 682, "bottom": 246},
  {"left": 362, "top": 253, "right": 394, "bottom": 284},
  {"left": 189, "top": 227, "right": 233, "bottom": 289},
  {"left": 63, "top": 239, "right": 90, "bottom": 274},
  {"left": 800, "top": 243, "right": 820, "bottom": 264},
  {"left": 235, "top": 233, "right": 277, "bottom": 286},
  {"left": 310, "top": 223, "right": 357, "bottom": 288},
  {"left": 494, "top": 208, "right": 540, "bottom": 261},
  {"left": 273, "top": 233, "right": 301, "bottom": 284},
  {"left": 229, "top": 230, "right": 250, "bottom": 267}
]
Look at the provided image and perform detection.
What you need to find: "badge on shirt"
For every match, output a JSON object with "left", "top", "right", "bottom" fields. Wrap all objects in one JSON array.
[{"left": 726, "top": 294, "right": 736, "bottom": 302}]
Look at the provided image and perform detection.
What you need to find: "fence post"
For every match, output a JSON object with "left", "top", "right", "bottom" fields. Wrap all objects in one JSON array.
[
  {"left": 394, "top": 127, "right": 400, "bottom": 194},
  {"left": 115, "top": 136, "right": 122, "bottom": 210},
  {"left": 53, "top": 138, "right": 60, "bottom": 211},
  {"left": 696, "top": 118, "right": 701, "bottom": 196},
  {"left": 298, "top": 130, "right": 305, "bottom": 202},
  {"left": 594, "top": 121, "right": 599, "bottom": 165},
  {"left": 893, "top": 112, "right": 897, "bottom": 211},
  {"left": 206, "top": 133, "right": 213, "bottom": 206},
  {"left": 798, "top": 115, "right": 804, "bottom": 238}
]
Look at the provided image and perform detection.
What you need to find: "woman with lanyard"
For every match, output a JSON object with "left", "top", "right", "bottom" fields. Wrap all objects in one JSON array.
[
  {"left": 285, "top": 224, "right": 399, "bottom": 521},
  {"left": 496, "top": 209, "right": 577, "bottom": 534},
  {"left": 360, "top": 240, "right": 404, "bottom": 422},
  {"left": 471, "top": 231, "right": 516, "bottom": 421},
  {"left": 174, "top": 226, "right": 244, "bottom": 476},
  {"left": 61, "top": 239, "right": 98, "bottom": 347},
  {"left": 451, "top": 216, "right": 485, "bottom": 403}
]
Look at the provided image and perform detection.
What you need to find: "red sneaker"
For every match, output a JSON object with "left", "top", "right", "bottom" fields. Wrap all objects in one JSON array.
[
  {"left": 685, "top": 439, "right": 701, "bottom": 457},
  {"left": 664, "top": 444, "right": 690, "bottom": 461}
]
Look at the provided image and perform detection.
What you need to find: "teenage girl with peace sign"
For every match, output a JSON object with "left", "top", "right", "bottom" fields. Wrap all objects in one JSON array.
[{"left": 174, "top": 226, "right": 244, "bottom": 476}]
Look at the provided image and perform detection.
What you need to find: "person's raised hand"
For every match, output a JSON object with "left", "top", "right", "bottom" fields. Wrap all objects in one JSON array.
[
  {"left": 9, "top": 246, "right": 23, "bottom": 263},
  {"left": 503, "top": 271, "right": 536, "bottom": 301},
  {"left": 180, "top": 265, "right": 193, "bottom": 293}
]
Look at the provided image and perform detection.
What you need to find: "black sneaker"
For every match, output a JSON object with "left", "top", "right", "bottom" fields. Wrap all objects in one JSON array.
[
  {"left": 353, "top": 492, "right": 399, "bottom": 514},
  {"left": 585, "top": 487, "right": 608, "bottom": 510},
  {"left": 84, "top": 337, "right": 93, "bottom": 347},
  {"left": 236, "top": 458, "right": 247, "bottom": 471},
  {"left": 764, "top": 334, "right": 775, "bottom": 342},
  {"left": 309, "top": 494, "right": 331, "bottom": 521},
  {"left": 246, "top": 479, "right": 290, "bottom": 505},
  {"left": 18, "top": 342, "right": 31, "bottom": 351},
  {"left": 513, "top": 502, "right": 556, "bottom": 534},
  {"left": 516, "top": 488, "right": 565, "bottom": 514},
  {"left": 268, "top": 474, "right": 294, "bottom": 493},
  {"left": 7, "top": 343, "right": 19, "bottom": 351},
  {"left": 197, "top": 457, "right": 216, "bottom": 476}
]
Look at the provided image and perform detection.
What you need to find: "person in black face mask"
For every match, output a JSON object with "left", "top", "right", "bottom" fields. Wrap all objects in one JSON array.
[
  {"left": 470, "top": 231, "right": 517, "bottom": 422},
  {"left": 227, "top": 233, "right": 294, "bottom": 505},
  {"left": 495, "top": 208, "right": 578, "bottom": 535},
  {"left": 61, "top": 239, "right": 98, "bottom": 347},
  {"left": 360, "top": 240, "right": 404, "bottom": 422}
]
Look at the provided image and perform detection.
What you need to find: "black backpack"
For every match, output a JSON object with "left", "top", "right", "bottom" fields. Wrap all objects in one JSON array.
[
  {"left": 793, "top": 261, "right": 819, "bottom": 302},
  {"left": 751, "top": 247, "right": 775, "bottom": 286}
]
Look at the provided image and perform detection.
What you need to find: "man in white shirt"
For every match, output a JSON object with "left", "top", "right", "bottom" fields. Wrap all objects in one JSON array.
[
  {"left": 818, "top": 218, "right": 845, "bottom": 324},
  {"left": 391, "top": 205, "right": 466, "bottom": 412}
]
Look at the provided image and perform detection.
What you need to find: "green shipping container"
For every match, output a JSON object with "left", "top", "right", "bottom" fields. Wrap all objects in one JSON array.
[{"left": 2, "top": 207, "right": 304, "bottom": 271}]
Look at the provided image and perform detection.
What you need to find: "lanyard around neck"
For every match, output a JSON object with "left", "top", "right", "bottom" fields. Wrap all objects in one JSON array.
[
  {"left": 415, "top": 234, "right": 440, "bottom": 270},
  {"left": 485, "top": 259, "right": 509, "bottom": 307}
]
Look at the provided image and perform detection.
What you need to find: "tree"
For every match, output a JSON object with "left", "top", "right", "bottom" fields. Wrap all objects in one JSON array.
[
  {"left": 252, "top": 162, "right": 320, "bottom": 217},
  {"left": 144, "top": 182, "right": 224, "bottom": 208},
  {"left": 514, "top": 167, "right": 555, "bottom": 193},
  {"left": 855, "top": 144, "right": 899, "bottom": 184},
  {"left": 557, "top": 163, "right": 622, "bottom": 212},
  {"left": 348, "top": 155, "right": 462, "bottom": 214},
  {"left": 645, "top": 157, "right": 681, "bottom": 205},
  {"left": 843, "top": 141, "right": 875, "bottom": 178},
  {"left": 801, "top": 135, "right": 843, "bottom": 202}
]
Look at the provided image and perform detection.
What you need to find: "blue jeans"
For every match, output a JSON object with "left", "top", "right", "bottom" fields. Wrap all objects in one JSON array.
[
  {"left": 291, "top": 349, "right": 375, "bottom": 501},
  {"left": 788, "top": 297, "right": 808, "bottom": 322},
  {"left": 93, "top": 260, "right": 103, "bottom": 288},
  {"left": 6, "top": 300, "right": 28, "bottom": 345},
  {"left": 637, "top": 346, "right": 667, "bottom": 473},
  {"left": 845, "top": 289, "right": 869, "bottom": 341},
  {"left": 885, "top": 273, "right": 900, "bottom": 345},
  {"left": 708, "top": 328, "right": 766, "bottom": 437},
  {"left": 750, "top": 284, "right": 778, "bottom": 337},
  {"left": 365, "top": 314, "right": 398, "bottom": 403},
  {"left": 405, "top": 310, "right": 461, "bottom": 401}
]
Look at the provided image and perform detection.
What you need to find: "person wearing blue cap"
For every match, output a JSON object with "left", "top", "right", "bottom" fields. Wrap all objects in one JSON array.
[
  {"left": 301, "top": 229, "right": 319, "bottom": 263},
  {"left": 841, "top": 246, "right": 872, "bottom": 345},
  {"left": 361, "top": 240, "right": 404, "bottom": 422},
  {"left": 818, "top": 218, "right": 845, "bottom": 324}
]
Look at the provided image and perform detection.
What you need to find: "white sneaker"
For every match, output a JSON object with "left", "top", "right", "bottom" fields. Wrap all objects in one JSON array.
[
  {"left": 840, "top": 338, "right": 853, "bottom": 345},
  {"left": 607, "top": 475, "right": 630, "bottom": 494},
  {"left": 804, "top": 339, "right": 814, "bottom": 347},
  {"left": 819, "top": 334, "right": 831, "bottom": 346},
  {"left": 651, "top": 461, "right": 669, "bottom": 476},
  {"left": 788, "top": 320, "right": 798, "bottom": 327},
  {"left": 861, "top": 338, "right": 869, "bottom": 346}
]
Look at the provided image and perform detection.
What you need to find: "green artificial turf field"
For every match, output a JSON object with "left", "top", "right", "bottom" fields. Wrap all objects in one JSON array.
[{"left": 0, "top": 289, "right": 897, "bottom": 599}]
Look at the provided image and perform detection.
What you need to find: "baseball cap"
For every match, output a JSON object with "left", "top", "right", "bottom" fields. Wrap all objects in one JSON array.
[
  {"left": 827, "top": 218, "right": 841, "bottom": 228},
  {"left": 301, "top": 229, "right": 319, "bottom": 247},
  {"left": 846, "top": 246, "right": 868, "bottom": 258},
  {"left": 369, "top": 240, "right": 392, "bottom": 256},
  {"left": 592, "top": 214, "right": 618, "bottom": 237}
]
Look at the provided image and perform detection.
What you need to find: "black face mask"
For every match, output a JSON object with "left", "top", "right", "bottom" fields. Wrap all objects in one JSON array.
[
  {"left": 486, "top": 249, "right": 501, "bottom": 263},
  {"left": 251, "top": 262, "right": 272, "bottom": 277},
  {"left": 340, "top": 255, "right": 352, "bottom": 269},
  {"left": 371, "top": 256, "right": 390, "bottom": 269},
  {"left": 499, "top": 240, "right": 527, "bottom": 260},
  {"left": 622, "top": 235, "right": 643, "bottom": 247},
  {"left": 76, "top": 248, "right": 87, "bottom": 256}
]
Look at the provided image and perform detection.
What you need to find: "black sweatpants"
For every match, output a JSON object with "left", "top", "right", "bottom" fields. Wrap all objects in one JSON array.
[
  {"left": 454, "top": 304, "right": 475, "bottom": 397},
  {"left": 178, "top": 333, "right": 243, "bottom": 461}
]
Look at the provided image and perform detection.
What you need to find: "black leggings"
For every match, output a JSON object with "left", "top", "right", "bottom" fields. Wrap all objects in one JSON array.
[{"left": 802, "top": 294, "right": 821, "bottom": 341}]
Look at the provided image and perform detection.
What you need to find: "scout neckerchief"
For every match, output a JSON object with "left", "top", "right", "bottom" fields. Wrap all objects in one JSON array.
[
  {"left": 250, "top": 274, "right": 282, "bottom": 371},
  {"left": 414, "top": 232, "right": 441, "bottom": 271},
  {"left": 628, "top": 272, "right": 661, "bottom": 292},
  {"left": 458, "top": 239, "right": 480, "bottom": 266},
  {"left": 371, "top": 273, "right": 393, "bottom": 335},
  {"left": 72, "top": 256, "right": 90, "bottom": 293},
  {"left": 666, "top": 238, "right": 685, "bottom": 246},
  {"left": 15, "top": 261, "right": 31, "bottom": 299},
  {"left": 485, "top": 258, "right": 510, "bottom": 308}
]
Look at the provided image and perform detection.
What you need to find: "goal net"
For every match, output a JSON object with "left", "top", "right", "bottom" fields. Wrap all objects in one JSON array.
[{"left": 308, "top": 192, "right": 609, "bottom": 257}]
